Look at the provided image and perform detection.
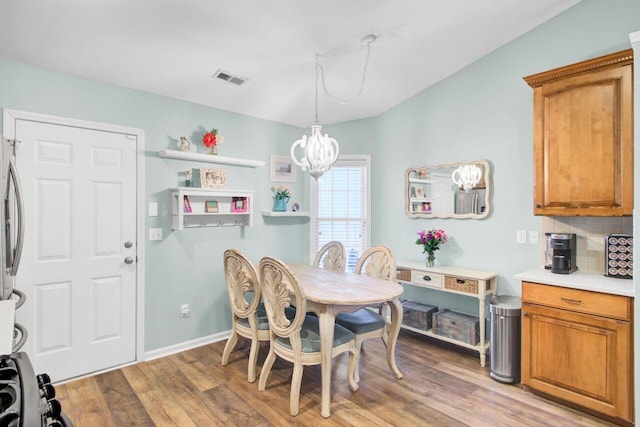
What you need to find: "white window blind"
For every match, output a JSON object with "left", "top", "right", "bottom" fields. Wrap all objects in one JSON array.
[{"left": 310, "top": 156, "right": 370, "bottom": 272}]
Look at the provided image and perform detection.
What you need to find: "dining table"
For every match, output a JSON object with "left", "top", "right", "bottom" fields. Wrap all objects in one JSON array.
[{"left": 288, "top": 263, "right": 405, "bottom": 418}]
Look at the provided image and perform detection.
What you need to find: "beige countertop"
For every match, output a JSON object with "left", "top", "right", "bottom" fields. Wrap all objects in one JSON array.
[{"left": 515, "top": 268, "right": 634, "bottom": 297}]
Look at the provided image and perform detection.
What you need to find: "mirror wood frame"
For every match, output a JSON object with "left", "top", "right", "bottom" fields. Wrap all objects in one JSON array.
[{"left": 404, "top": 159, "right": 492, "bottom": 219}]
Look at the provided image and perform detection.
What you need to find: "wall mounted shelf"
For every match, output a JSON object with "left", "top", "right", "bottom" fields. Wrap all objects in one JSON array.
[
  {"left": 261, "top": 211, "right": 310, "bottom": 217},
  {"left": 172, "top": 187, "right": 254, "bottom": 229},
  {"left": 158, "top": 149, "right": 265, "bottom": 168}
]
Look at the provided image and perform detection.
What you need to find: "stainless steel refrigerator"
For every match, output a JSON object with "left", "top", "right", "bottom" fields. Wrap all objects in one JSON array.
[{"left": 0, "top": 136, "right": 26, "bottom": 351}]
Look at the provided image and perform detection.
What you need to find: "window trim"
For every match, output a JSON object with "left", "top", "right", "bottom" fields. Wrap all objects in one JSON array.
[{"left": 309, "top": 154, "right": 371, "bottom": 265}]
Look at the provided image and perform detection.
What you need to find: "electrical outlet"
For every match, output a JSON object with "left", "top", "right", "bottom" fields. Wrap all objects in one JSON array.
[
  {"left": 529, "top": 231, "right": 539, "bottom": 244},
  {"left": 180, "top": 304, "right": 190, "bottom": 318},
  {"left": 516, "top": 230, "right": 527, "bottom": 244},
  {"left": 149, "top": 228, "right": 162, "bottom": 241}
]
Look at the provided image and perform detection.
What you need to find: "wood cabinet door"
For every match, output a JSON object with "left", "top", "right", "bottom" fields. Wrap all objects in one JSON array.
[
  {"left": 522, "top": 302, "right": 632, "bottom": 422},
  {"left": 527, "top": 50, "right": 633, "bottom": 216}
]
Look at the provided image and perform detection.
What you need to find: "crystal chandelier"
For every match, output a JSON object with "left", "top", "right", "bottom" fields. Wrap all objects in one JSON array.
[
  {"left": 291, "top": 35, "right": 376, "bottom": 180},
  {"left": 451, "top": 164, "right": 483, "bottom": 192}
]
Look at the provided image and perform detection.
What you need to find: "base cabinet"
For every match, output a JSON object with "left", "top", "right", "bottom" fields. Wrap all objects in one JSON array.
[{"left": 521, "top": 282, "right": 633, "bottom": 423}]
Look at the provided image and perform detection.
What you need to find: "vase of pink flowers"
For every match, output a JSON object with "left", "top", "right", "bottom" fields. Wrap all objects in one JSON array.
[{"left": 416, "top": 228, "right": 447, "bottom": 267}]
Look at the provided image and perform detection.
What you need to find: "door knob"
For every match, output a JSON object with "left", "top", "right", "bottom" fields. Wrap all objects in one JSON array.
[
  {"left": 124, "top": 257, "right": 134, "bottom": 264},
  {"left": 124, "top": 241, "right": 133, "bottom": 248}
]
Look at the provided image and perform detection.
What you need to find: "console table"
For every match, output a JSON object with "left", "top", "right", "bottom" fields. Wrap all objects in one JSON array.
[{"left": 396, "top": 261, "right": 498, "bottom": 366}]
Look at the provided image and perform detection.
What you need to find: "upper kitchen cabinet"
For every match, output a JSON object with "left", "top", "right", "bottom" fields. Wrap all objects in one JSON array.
[{"left": 524, "top": 49, "right": 634, "bottom": 216}]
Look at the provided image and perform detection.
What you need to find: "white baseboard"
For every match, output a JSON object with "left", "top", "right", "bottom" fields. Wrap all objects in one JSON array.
[
  {"left": 53, "top": 330, "right": 231, "bottom": 385},
  {"left": 144, "top": 330, "right": 231, "bottom": 361}
]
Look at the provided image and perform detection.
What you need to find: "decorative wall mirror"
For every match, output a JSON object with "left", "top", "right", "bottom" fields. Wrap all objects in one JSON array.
[{"left": 404, "top": 159, "right": 492, "bottom": 219}]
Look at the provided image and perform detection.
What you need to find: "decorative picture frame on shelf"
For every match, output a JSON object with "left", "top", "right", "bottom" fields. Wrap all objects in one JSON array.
[
  {"left": 199, "top": 167, "right": 227, "bottom": 189},
  {"left": 183, "top": 195, "right": 192, "bottom": 213},
  {"left": 205, "top": 201, "right": 218, "bottom": 213},
  {"left": 270, "top": 155, "right": 296, "bottom": 182},
  {"left": 231, "top": 197, "right": 248, "bottom": 213},
  {"left": 415, "top": 187, "right": 424, "bottom": 199}
]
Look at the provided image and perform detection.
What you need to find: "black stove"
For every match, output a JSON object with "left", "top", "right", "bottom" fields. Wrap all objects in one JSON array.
[{"left": 0, "top": 352, "right": 72, "bottom": 426}]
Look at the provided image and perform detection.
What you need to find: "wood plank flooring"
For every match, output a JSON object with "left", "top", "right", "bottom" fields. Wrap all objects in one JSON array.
[{"left": 56, "top": 331, "right": 618, "bottom": 426}]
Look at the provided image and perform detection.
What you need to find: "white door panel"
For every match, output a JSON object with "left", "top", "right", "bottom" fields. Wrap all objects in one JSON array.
[{"left": 14, "top": 119, "right": 137, "bottom": 381}]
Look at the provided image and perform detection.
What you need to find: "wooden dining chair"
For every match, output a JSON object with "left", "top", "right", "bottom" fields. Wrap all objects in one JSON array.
[
  {"left": 335, "top": 245, "right": 396, "bottom": 382},
  {"left": 313, "top": 241, "right": 346, "bottom": 272},
  {"left": 221, "top": 249, "right": 269, "bottom": 383},
  {"left": 257, "top": 256, "right": 358, "bottom": 416}
]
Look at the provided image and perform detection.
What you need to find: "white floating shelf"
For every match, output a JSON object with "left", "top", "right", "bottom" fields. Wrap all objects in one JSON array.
[
  {"left": 158, "top": 149, "right": 265, "bottom": 168},
  {"left": 261, "top": 211, "right": 310, "bottom": 217}
]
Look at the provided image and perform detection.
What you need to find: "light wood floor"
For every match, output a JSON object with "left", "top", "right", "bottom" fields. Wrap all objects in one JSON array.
[{"left": 56, "top": 331, "right": 618, "bottom": 426}]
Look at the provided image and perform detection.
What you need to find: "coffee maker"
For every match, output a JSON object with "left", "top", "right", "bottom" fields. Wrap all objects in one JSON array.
[{"left": 550, "top": 233, "right": 577, "bottom": 274}]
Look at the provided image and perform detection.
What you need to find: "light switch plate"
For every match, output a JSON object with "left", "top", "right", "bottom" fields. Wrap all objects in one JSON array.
[
  {"left": 149, "top": 228, "right": 163, "bottom": 241},
  {"left": 529, "top": 231, "right": 539, "bottom": 244},
  {"left": 148, "top": 202, "right": 158, "bottom": 217},
  {"left": 516, "top": 230, "right": 527, "bottom": 244}
]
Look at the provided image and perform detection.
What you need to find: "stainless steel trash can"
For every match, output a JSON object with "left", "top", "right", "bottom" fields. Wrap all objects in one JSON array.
[{"left": 489, "top": 296, "right": 521, "bottom": 383}]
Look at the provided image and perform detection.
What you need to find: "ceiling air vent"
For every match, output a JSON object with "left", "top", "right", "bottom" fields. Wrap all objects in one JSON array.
[{"left": 212, "top": 69, "right": 248, "bottom": 86}]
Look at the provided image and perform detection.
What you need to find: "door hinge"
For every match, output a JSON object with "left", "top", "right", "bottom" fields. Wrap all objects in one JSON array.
[{"left": 6, "top": 139, "right": 21, "bottom": 157}]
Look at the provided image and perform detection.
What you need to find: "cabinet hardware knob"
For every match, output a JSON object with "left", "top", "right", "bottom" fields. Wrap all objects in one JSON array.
[
  {"left": 124, "top": 241, "right": 133, "bottom": 248},
  {"left": 422, "top": 275, "right": 431, "bottom": 281},
  {"left": 124, "top": 257, "right": 134, "bottom": 265},
  {"left": 560, "top": 297, "right": 582, "bottom": 304},
  {"left": 536, "top": 204, "right": 541, "bottom": 208},
  {"left": 523, "top": 312, "right": 529, "bottom": 317},
  {"left": 456, "top": 279, "right": 465, "bottom": 284}
]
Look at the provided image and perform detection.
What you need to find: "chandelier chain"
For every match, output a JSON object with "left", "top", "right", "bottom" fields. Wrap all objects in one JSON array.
[{"left": 316, "top": 40, "right": 373, "bottom": 105}]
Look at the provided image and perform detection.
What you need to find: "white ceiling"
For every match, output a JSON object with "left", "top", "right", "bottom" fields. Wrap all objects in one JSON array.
[{"left": 0, "top": 0, "right": 581, "bottom": 128}]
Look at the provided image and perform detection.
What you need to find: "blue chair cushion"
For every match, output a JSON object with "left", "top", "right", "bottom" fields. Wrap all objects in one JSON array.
[
  {"left": 275, "top": 315, "right": 355, "bottom": 353},
  {"left": 284, "top": 306, "right": 297, "bottom": 320},
  {"left": 237, "top": 303, "right": 270, "bottom": 330},
  {"left": 335, "top": 309, "right": 386, "bottom": 334}
]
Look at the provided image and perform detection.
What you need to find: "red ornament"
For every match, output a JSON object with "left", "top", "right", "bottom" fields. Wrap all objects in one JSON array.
[{"left": 202, "top": 132, "right": 217, "bottom": 148}]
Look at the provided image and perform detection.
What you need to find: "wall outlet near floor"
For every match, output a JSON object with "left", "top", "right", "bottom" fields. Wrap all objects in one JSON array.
[{"left": 180, "top": 304, "right": 190, "bottom": 318}]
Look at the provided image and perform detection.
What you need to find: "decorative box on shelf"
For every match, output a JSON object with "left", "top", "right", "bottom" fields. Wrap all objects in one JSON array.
[
  {"left": 402, "top": 300, "right": 438, "bottom": 330},
  {"left": 432, "top": 309, "right": 480, "bottom": 346}
]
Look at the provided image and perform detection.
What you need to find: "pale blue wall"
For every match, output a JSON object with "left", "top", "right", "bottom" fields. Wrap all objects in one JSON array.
[
  {"left": 0, "top": 0, "right": 638, "bottom": 353},
  {"left": 0, "top": 57, "right": 311, "bottom": 350},
  {"left": 325, "top": 0, "right": 640, "bottom": 314}
]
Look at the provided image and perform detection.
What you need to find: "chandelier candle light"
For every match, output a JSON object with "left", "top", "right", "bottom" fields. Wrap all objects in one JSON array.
[
  {"left": 290, "top": 35, "right": 376, "bottom": 180},
  {"left": 451, "top": 163, "right": 482, "bottom": 192}
]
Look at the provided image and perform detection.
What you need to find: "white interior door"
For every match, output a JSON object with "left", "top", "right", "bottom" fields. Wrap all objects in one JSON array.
[{"left": 12, "top": 118, "right": 137, "bottom": 382}]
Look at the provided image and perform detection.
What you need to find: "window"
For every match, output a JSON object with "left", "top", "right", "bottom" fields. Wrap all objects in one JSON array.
[{"left": 310, "top": 156, "right": 371, "bottom": 272}]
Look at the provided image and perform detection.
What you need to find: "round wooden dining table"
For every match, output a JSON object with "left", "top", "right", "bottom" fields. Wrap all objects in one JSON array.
[{"left": 288, "top": 264, "right": 404, "bottom": 418}]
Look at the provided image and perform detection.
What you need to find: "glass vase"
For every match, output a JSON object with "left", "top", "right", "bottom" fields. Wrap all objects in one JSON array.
[
  {"left": 209, "top": 145, "right": 218, "bottom": 155},
  {"left": 426, "top": 251, "right": 436, "bottom": 268}
]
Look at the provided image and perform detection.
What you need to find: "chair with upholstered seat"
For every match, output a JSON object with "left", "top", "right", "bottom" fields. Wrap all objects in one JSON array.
[
  {"left": 313, "top": 241, "right": 346, "bottom": 272},
  {"left": 335, "top": 245, "right": 396, "bottom": 381},
  {"left": 257, "top": 256, "right": 358, "bottom": 416},
  {"left": 221, "top": 249, "right": 269, "bottom": 383}
]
